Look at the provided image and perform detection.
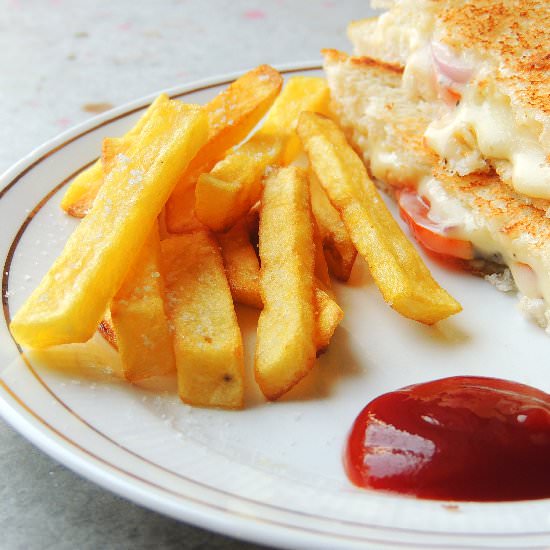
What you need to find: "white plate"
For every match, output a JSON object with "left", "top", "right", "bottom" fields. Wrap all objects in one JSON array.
[{"left": 2, "top": 64, "right": 550, "bottom": 550}]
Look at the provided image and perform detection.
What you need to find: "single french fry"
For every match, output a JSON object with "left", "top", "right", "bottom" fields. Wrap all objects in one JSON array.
[
  {"left": 259, "top": 76, "right": 330, "bottom": 165},
  {"left": 161, "top": 232, "right": 244, "bottom": 409},
  {"left": 110, "top": 223, "right": 176, "bottom": 382},
  {"left": 255, "top": 166, "right": 317, "bottom": 400},
  {"left": 10, "top": 99, "right": 208, "bottom": 348},
  {"left": 298, "top": 112, "right": 461, "bottom": 324},
  {"left": 195, "top": 134, "right": 283, "bottom": 232},
  {"left": 166, "top": 65, "right": 283, "bottom": 233},
  {"left": 217, "top": 219, "right": 263, "bottom": 309},
  {"left": 314, "top": 287, "right": 344, "bottom": 354},
  {"left": 194, "top": 76, "right": 330, "bottom": 233},
  {"left": 60, "top": 95, "right": 170, "bottom": 217},
  {"left": 309, "top": 170, "right": 357, "bottom": 281}
]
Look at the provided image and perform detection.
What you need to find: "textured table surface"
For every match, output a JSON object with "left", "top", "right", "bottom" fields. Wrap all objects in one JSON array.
[{"left": 0, "top": 1, "right": 375, "bottom": 548}]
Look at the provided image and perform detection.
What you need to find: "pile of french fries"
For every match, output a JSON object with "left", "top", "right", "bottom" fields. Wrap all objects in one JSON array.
[{"left": 10, "top": 65, "right": 461, "bottom": 409}]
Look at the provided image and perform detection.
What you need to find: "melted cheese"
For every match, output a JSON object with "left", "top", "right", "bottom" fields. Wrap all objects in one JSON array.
[
  {"left": 394, "top": 39, "right": 550, "bottom": 199},
  {"left": 425, "top": 88, "right": 550, "bottom": 198},
  {"left": 419, "top": 176, "right": 550, "bottom": 306}
]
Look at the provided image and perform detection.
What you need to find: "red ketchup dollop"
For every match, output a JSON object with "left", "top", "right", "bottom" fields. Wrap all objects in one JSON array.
[{"left": 345, "top": 377, "right": 550, "bottom": 501}]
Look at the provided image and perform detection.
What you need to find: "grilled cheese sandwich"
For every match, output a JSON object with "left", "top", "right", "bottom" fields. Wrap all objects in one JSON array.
[{"left": 324, "top": 49, "right": 550, "bottom": 329}]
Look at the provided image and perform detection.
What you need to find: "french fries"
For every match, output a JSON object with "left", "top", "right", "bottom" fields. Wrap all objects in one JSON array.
[
  {"left": 298, "top": 112, "right": 461, "bottom": 324},
  {"left": 309, "top": 170, "right": 357, "bottom": 281},
  {"left": 195, "top": 76, "right": 330, "bottom": 233},
  {"left": 255, "top": 166, "right": 317, "bottom": 400},
  {"left": 102, "top": 275, "right": 342, "bottom": 361},
  {"left": 161, "top": 232, "right": 244, "bottom": 409},
  {"left": 217, "top": 218, "right": 343, "bottom": 351},
  {"left": 165, "top": 65, "right": 283, "bottom": 233},
  {"left": 61, "top": 94, "right": 169, "bottom": 217},
  {"left": 110, "top": 223, "right": 176, "bottom": 382},
  {"left": 10, "top": 99, "right": 208, "bottom": 348},
  {"left": 11, "top": 69, "right": 465, "bottom": 411}
]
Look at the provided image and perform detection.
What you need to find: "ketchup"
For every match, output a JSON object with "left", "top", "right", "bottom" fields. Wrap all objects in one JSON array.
[{"left": 345, "top": 377, "right": 550, "bottom": 501}]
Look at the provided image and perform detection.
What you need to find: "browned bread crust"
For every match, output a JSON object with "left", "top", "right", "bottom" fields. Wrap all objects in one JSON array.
[{"left": 436, "top": 0, "right": 549, "bottom": 122}]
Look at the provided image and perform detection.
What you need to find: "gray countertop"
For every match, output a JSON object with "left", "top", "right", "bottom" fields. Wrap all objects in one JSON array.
[{"left": 0, "top": 1, "right": 374, "bottom": 548}]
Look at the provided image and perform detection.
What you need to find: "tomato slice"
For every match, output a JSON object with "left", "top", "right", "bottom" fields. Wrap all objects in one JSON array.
[{"left": 398, "top": 189, "right": 474, "bottom": 260}]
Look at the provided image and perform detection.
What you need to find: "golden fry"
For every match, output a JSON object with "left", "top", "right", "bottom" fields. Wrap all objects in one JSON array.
[
  {"left": 298, "top": 112, "right": 461, "bottom": 324},
  {"left": 194, "top": 76, "right": 330, "bottom": 233},
  {"left": 255, "top": 166, "right": 317, "bottom": 400},
  {"left": 195, "top": 134, "right": 283, "bottom": 232},
  {"left": 259, "top": 76, "right": 330, "bottom": 164},
  {"left": 314, "top": 287, "right": 344, "bottom": 354},
  {"left": 165, "top": 65, "right": 283, "bottom": 233},
  {"left": 309, "top": 170, "right": 357, "bottom": 281},
  {"left": 10, "top": 99, "right": 208, "bottom": 348},
  {"left": 161, "top": 232, "right": 244, "bottom": 409},
  {"left": 60, "top": 95, "right": 170, "bottom": 217},
  {"left": 110, "top": 223, "right": 176, "bottom": 382}
]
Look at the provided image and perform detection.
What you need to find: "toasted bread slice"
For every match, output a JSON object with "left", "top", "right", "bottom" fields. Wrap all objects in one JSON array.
[{"left": 323, "top": 49, "right": 436, "bottom": 189}]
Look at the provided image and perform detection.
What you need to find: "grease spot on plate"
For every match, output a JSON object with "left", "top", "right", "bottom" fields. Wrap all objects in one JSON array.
[{"left": 82, "top": 102, "right": 114, "bottom": 114}]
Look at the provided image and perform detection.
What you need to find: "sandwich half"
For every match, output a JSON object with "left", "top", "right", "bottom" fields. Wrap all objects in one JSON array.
[
  {"left": 324, "top": 49, "right": 550, "bottom": 330},
  {"left": 348, "top": 0, "right": 550, "bottom": 200}
]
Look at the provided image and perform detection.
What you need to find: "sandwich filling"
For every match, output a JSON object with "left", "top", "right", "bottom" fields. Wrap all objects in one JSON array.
[{"left": 419, "top": 50, "right": 550, "bottom": 200}]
